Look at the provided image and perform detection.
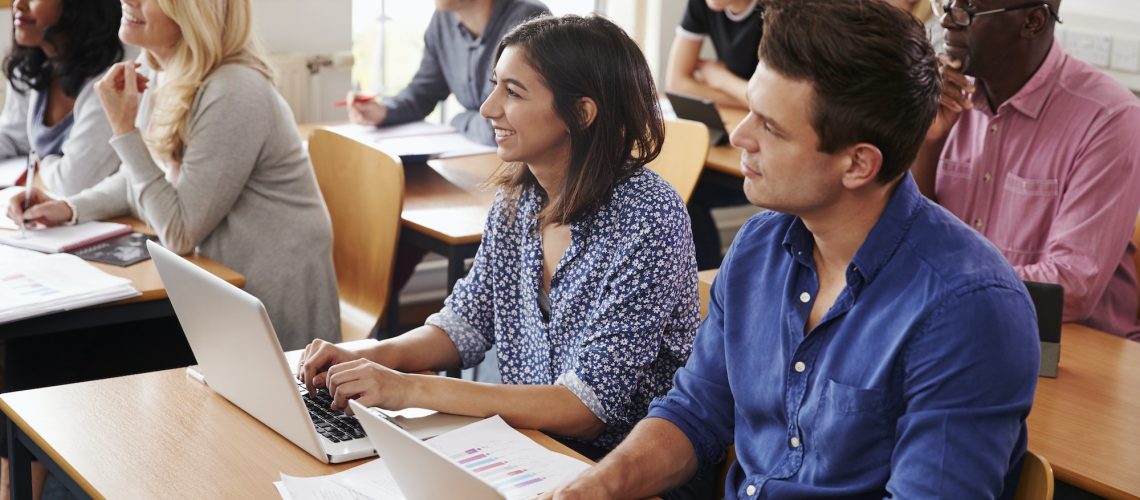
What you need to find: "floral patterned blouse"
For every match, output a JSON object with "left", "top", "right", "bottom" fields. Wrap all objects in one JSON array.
[{"left": 426, "top": 167, "right": 700, "bottom": 451}]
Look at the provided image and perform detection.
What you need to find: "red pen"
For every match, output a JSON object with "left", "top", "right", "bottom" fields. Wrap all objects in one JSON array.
[{"left": 333, "top": 95, "right": 376, "bottom": 107}]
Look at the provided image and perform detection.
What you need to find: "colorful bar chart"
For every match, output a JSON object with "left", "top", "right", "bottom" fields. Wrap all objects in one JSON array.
[{"left": 450, "top": 447, "right": 548, "bottom": 490}]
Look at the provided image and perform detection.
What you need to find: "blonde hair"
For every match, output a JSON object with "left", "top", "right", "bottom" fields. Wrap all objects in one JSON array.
[{"left": 144, "top": 0, "right": 274, "bottom": 166}]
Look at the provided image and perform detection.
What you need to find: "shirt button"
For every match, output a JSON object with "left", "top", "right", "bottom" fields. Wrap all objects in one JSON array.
[
  {"left": 794, "top": 361, "right": 806, "bottom": 373},
  {"left": 746, "top": 484, "right": 757, "bottom": 496},
  {"left": 983, "top": 172, "right": 992, "bottom": 182},
  {"left": 799, "top": 292, "right": 811, "bottom": 303},
  {"left": 973, "top": 219, "right": 983, "bottom": 229},
  {"left": 989, "top": 123, "right": 999, "bottom": 133},
  {"left": 790, "top": 436, "right": 801, "bottom": 448}
]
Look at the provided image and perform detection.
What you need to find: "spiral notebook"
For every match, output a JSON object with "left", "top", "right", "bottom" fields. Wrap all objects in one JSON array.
[{"left": 0, "top": 221, "right": 133, "bottom": 253}]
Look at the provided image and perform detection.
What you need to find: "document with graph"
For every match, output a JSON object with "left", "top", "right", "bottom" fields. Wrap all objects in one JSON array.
[{"left": 0, "top": 252, "right": 139, "bottom": 324}]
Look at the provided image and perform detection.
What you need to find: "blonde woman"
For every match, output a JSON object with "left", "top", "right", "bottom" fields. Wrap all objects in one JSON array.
[{"left": 8, "top": 0, "right": 339, "bottom": 350}]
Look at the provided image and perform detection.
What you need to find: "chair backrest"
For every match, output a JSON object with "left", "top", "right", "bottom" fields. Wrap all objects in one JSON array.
[
  {"left": 646, "top": 118, "right": 709, "bottom": 204},
  {"left": 308, "top": 128, "right": 404, "bottom": 341},
  {"left": 1132, "top": 211, "right": 1140, "bottom": 318},
  {"left": 1014, "top": 450, "right": 1054, "bottom": 500}
]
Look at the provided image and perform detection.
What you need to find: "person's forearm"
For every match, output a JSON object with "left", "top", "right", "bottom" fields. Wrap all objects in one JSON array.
[
  {"left": 709, "top": 74, "right": 750, "bottom": 109},
  {"left": 366, "top": 325, "right": 462, "bottom": 373},
  {"left": 911, "top": 138, "right": 946, "bottom": 200},
  {"left": 667, "top": 74, "right": 747, "bottom": 109},
  {"left": 575, "top": 418, "right": 700, "bottom": 497},
  {"left": 404, "top": 375, "right": 605, "bottom": 439}
]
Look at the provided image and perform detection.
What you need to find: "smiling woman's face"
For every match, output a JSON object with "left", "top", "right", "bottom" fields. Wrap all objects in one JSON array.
[
  {"left": 12, "top": 0, "right": 63, "bottom": 54},
  {"left": 118, "top": 0, "right": 182, "bottom": 62},
  {"left": 479, "top": 46, "right": 571, "bottom": 173}
]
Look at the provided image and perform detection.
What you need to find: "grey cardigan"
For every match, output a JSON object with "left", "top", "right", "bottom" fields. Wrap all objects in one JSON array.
[
  {"left": 0, "top": 78, "right": 119, "bottom": 196},
  {"left": 69, "top": 64, "right": 340, "bottom": 350}
]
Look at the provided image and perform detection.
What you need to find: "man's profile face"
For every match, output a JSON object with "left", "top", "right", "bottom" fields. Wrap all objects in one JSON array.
[
  {"left": 729, "top": 61, "right": 846, "bottom": 218},
  {"left": 941, "top": 0, "right": 1031, "bottom": 78}
]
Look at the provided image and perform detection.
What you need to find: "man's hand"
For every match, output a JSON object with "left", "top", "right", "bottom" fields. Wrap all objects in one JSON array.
[{"left": 926, "top": 55, "right": 974, "bottom": 143}]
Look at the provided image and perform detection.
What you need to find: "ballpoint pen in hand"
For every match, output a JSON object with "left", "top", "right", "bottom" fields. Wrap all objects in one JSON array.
[{"left": 19, "top": 151, "right": 34, "bottom": 239}]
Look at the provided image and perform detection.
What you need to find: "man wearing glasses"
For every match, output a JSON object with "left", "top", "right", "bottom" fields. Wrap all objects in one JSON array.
[{"left": 912, "top": 0, "right": 1140, "bottom": 341}]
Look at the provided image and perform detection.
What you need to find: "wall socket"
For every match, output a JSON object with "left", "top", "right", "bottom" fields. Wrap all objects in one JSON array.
[{"left": 1112, "top": 36, "right": 1140, "bottom": 73}]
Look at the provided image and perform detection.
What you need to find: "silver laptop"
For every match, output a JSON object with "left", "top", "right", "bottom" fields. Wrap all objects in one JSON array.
[
  {"left": 350, "top": 400, "right": 505, "bottom": 500},
  {"left": 149, "top": 241, "right": 374, "bottom": 463}
]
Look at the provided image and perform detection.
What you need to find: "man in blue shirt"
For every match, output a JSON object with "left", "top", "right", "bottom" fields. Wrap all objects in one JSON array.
[
  {"left": 346, "top": 0, "right": 549, "bottom": 145},
  {"left": 543, "top": 0, "right": 1040, "bottom": 498}
]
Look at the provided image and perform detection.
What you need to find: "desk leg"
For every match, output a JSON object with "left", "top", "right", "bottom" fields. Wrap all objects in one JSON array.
[
  {"left": 6, "top": 420, "right": 91, "bottom": 500},
  {"left": 7, "top": 421, "right": 31, "bottom": 500}
]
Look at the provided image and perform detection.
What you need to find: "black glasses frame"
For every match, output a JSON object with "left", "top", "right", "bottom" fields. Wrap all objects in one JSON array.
[{"left": 932, "top": 1, "right": 1063, "bottom": 27}]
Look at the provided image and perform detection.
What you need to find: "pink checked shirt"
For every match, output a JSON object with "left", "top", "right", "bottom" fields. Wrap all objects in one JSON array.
[{"left": 936, "top": 41, "right": 1140, "bottom": 340}]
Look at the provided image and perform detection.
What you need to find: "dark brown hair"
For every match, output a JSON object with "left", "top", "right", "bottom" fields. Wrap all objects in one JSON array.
[
  {"left": 4, "top": 0, "right": 124, "bottom": 98},
  {"left": 759, "top": 0, "right": 940, "bottom": 182},
  {"left": 492, "top": 14, "right": 664, "bottom": 228}
]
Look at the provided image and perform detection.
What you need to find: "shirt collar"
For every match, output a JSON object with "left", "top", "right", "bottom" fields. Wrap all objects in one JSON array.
[
  {"left": 453, "top": 0, "right": 511, "bottom": 42},
  {"left": 972, "top": 39, "right": 1062, "bottom": 120},
  {"left": 724, "top": 0, "right": 759, "bottom": 22},
  {"left": 782, "top": 173, "right": 924, "bottom": 287}
]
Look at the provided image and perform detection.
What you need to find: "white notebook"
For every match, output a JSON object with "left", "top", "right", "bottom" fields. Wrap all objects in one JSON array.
[{"left": 0, "top": 221, "right": 133, "bottom": 253}]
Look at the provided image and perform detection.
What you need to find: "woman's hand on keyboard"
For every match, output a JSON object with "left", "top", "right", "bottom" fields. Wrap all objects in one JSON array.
[
  {"left": 297, "top": 339, "right": 363, "bottom": 395},
  {"left": 324, "top": 359, "right": 413, "bottom": 414}
]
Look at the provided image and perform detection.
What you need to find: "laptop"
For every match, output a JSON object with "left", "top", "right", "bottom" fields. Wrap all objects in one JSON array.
[
  {"left": 149, "top": 240, "right": 375, "bottom": 463},
  {"left": 665, "top": 91, "right": 730, "bottom": 146},
  {"left": 350, "top": 400, "right": 505, "bottom": 500},
  {"left": 1023, "top": 280, "right": 1063, "bottom": 378}
]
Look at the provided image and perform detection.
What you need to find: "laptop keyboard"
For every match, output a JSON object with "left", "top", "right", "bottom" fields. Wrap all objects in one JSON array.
[{"left": 298, "top": 382, "right": 366, "bottom": 443}]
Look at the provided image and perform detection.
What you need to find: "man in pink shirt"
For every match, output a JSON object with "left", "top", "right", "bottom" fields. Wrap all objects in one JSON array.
[{"left": 913, "top": 0, "right": 1140, "bottom": 340}]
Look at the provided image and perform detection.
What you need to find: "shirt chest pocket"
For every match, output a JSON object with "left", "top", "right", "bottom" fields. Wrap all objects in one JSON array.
[
  {"left": 995, "top": 173, "right": 1059, "bottom": 256},
  {"left": 809, "top": 380, "right": 894, "bottom": 476}
]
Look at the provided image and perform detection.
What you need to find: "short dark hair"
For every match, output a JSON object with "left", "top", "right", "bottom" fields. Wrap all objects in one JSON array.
[
  {"left": 492, "top": 14, "right": 664, "bottom": 228},
  {"left": 4, "top": 0, "right": 124, "bottom": 98},
  {"left": 759, "top": 0, "right": 939, "bottom": 182}
]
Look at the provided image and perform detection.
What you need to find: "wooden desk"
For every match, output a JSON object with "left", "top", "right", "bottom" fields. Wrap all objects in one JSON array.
[
  {"left": 0, "top": 217, "right": 243, "bottom": 340},
  {"left": 1026, "top": 324, "right": 1140, "bottom": 498},
  {"left": 401, "top": 154, "right": 500, "bottom": 291},
  {"left": 698, "top": 270, "right": 1140, "bottom": 498},
  {"left": 0, "top": 368, "right": 592, "bottom": 499}
]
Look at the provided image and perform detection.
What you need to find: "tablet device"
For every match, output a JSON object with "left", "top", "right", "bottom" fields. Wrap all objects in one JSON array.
[{"left": 666, "top": 91, "right": 729, "bottom": 146}]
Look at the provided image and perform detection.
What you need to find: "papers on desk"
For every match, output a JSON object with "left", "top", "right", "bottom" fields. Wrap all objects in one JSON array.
[
  {"left": 328, "top": 122, "right": 496, "bottom": 163},
  {"left": 0, "top": 252, "right": 139, "bottom": 324},
  {"left": 0, "top": 221, "right": 133, "bottom": 253},
  {"left": 276, "top": 416, "right": 589, "bottom": 500},
  {"left": 0, "top": 157, "right": 24, "bottom": 187}
]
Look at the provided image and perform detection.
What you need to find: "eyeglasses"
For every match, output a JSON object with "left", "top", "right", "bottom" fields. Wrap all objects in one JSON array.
[{"left": 930, "top": 0, "right": 1063, "bottom": 27}]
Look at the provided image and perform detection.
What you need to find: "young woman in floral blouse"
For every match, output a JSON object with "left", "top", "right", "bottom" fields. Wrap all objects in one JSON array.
[{"left": 298, "top": 14, "right": 698, "bottom": 458}]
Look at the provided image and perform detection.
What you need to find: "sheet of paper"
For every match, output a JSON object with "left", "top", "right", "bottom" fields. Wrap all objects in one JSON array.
[
  {"left": 0, "top": 253, "right": 139, "bottom": 324},
  {"left": 0, "top": 157, "right": 24, "bottom": 187},
  {"left": 326, "top": 124, "right": 496, "bottom": 161},
  {"left": 278, "top": 459, "right": 406, "bottom": 500},
  {"left": 425, "top": 416, "right": 590, "bottom": 499}
]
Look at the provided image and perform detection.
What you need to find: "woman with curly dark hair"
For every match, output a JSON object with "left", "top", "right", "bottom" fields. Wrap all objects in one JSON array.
[{"left": 0, "top": 0, "right": 125, "bottom": 196}]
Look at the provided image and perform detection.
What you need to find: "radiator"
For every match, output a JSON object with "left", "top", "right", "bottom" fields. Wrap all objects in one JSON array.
[{"left": 269, "top": 51, "right": 353, "bottom": 124}]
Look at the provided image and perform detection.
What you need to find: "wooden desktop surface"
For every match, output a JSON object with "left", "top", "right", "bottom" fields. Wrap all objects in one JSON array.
[
  {"left": 297, "top": 122, "right": 499, "bottom": 246},
  {"left": 403, "top": 153, "right": 501, "bottom": 245},
  {"left": 704, "top": 107, "right": 746, "bottom": 177},
  {"left": 95, "top": 217, "right": 243, "bottom": 304},
  {"left": 697, "top": 270, "right": 1140, "bottom": 498},
  {"left": 0, "top": 368, "right": 592, "bottom": 499}
]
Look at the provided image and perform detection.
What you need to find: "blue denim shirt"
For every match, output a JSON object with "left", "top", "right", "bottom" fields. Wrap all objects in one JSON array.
[{"left": 648, "top": 175, "right": 1040, "bottom": 499}]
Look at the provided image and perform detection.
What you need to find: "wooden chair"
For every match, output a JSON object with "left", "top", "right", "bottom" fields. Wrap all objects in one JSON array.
[
  {"left": 308, "top": 128, "right": 404, "bottom": 341},
  {"left": 646, "top": 118, "right": 709, "bottom": 204},
  {"left": 1132, "top": 212, "right": 1140, "bottom": 318},
  {"left": 1015, "top": 450, "right": 1054, "bottom": 500}
]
